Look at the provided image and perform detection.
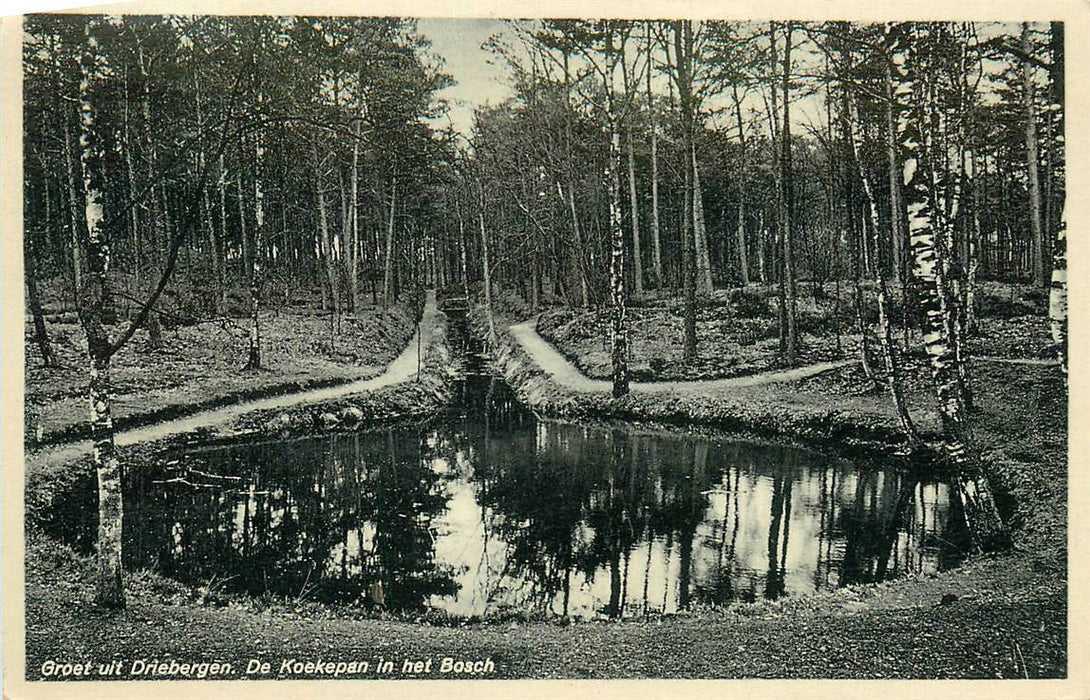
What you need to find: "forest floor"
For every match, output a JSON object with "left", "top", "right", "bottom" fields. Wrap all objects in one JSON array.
[
  {"left": 23, "top": 287, "right": 420, "bottom": 447},
  {"left": 535, "top": 280, "right": 1055, "bottom": 382},
  {"left": 510, "top": 318, "right": 853, "bottom": 394},
  {"left": 24, "top": 291, "right": 440, "bottom": 474}
]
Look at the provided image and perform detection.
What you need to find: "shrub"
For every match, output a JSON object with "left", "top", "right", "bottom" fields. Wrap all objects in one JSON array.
[
  {"left": 728, "top": 287, "right": 773, "bottom": 318},
  {"left": 975, "top": 293, "right": 1037, "bottom": 320},
  {"left": 536, "top": 308, "right": 576, "bottom": 337}
]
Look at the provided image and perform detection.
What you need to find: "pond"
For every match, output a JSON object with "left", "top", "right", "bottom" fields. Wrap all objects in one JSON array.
[{"left": 39, "top": 332, "right": 969, "bottom": 620}]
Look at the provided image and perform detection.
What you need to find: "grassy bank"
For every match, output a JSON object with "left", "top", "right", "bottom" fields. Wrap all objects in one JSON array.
[
  {"left": 231, "top": 311, "right": 462, "bottom": 438},
  {"left": 476, "top": 303, "right": 937, "bottom": 455},
  {"left": 25, "top": 304, "right": 460, "bottom": 509}
]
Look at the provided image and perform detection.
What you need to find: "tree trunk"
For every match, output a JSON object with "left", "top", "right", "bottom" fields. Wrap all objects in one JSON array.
[
  {"left": 236, "top": 163, "right": 250, "bottom": 278},
  {"left": 1050, "top": 202, "right": 1067, "bottom": 381},
  {"left": 627, "top": 130, "right": 643, "bottom": 297},
  {"left": 851, "top": 221, "right": 877, "bottom": 385},
  {"left": 347, "top": 127, "right": 361, "bottom": 311},
  {"left": 647, "top": 24, "right": 664, "bottom": 288},
  {"left": 458, "top": 206, "right": 470, "bottom": 301},
  {"left": 562, "top": 49, "right": 590, "bottom": 307},
  {"left": 675, "top": 21, "right": 698, "bottom": 359},
  {"left": 193, "top": 74, "right": 222, "bottom": 317},
  {"left": 841, "top": 86, "right": 876, "bottom": 385},
  {"left": 76, "top": 22, "right": 125, "bottom": 608},
  {"left": 1047, "top": 21, "right": 1066, "bottom": 382},
  {"left": 733, "top": 84, "right": 750, "bottom": 286},
  {"left": 566, "top": 185, "right": 590, "bottom": 307},
  {"left": 885, "top": 61, "right": 904, "bottom": 284},
  {"left": 1048, "top": 21, "right": 1065, "bottom": 242},
  {"left": 383, "top": 171, "right": 397, "bottom": 308},
  {"left": 314, "top": 149, "right": 338, "bottom": 320},
  {"left": 781, "top": 23, "right": 798, "bottom": 364},
  {"left": 244, "top": 136, "right": 264, "bottom": 370},
  {"left": 848, "top": 98, "right": 920, "bottom": 447},
  {"left": 138, "top": 44, "right": 163, "bottom": 348},
  {"left": 121, "top": 67, "right": 141, "bottom": 320},
  {"left": 479, "top": 208, "right": 496, "bottom": 346},
  {"left": 61, "top": 94, "right": 83, "bottom": 306},
  {"left": 692, "top": 144, "right": 713, "bottom": 294},
  {"left": 757, "top": 210, "right": 767, "bottom": 283},
  {"left": 1022, "top": 23, "right": 1046, "bottom": 287},
  {"left": 768, "top": 24, "right": 788, "bottom": 354},
  {"left": 890, "top": 22, "right": 1007, "bottom": 552},
  {"left": 215, "top": 155, "right": 229, "bottom": 313},
  {"left": 606, "top": 31, "right": 629, "bottom": 398},
  {"left": 25, "top": 241, "right": 59, "bottom": 368},
  {"left": 524, "top": 256, "right": 535, "bottom": 309},
  {"left": 88, "top": 348, "right": 124, "bottom": 608},
  {"left": 966, "top": 150, "right": 983, "bottom": 330}
]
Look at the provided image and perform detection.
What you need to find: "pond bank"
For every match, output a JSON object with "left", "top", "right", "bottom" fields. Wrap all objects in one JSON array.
[
  {"left": 23, "top": 528, "right": 1064, "bottom": 679},
  {"left": 476, "top": 305, "right": 1066, "bottom": 556},
  {"left": 475, "top": 307, "right": 933, "bottom": 457},
  {"left": 25, "top": 292, "right": 462, "bottom": 530},
  {"left": 26, "top": 290, "right": 449, "bottom": 476}
]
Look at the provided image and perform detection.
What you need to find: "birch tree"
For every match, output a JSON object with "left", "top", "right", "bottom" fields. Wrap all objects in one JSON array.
[
  {"left": 603, "top": 24, "right": 630, "bottom": 397},
  {"left": 1050, "top": 203, "right": 1067, "bottom": 380},
  {"left": 889, "top": 22, "right": 1007, "bottom": 551},
  {"left": 847, "top": 95, "right": 920, "bottom": 447}
]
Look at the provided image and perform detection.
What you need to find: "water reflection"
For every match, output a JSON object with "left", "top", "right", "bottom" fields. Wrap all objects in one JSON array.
[{"left": 40, "top": 373, "right": 968, "bottom": 619}]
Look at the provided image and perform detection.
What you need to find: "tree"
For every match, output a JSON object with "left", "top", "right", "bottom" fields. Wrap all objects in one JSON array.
[
  {"left": 732, "top": 83, "right": 751, "bottom": 286},
  {"left": 243, "top": 130, "right": 265, "bottom": 370},
  {"left": 24, "top": 232, "right": 59, "bottom": 369},
  {"left": 645, "top": 21, "right": 664, "bottom": 288},
  {"left": 889, "top": 22, "right": 1007, "bottom": 551},
  {"left": 1047, "top": 20, "right": 1067, "bottom": 381},
  {"left": 671, "top": 20, "right": 699, "bottom": 359},
  {"left": 779, "top": 22, "right": 799, "bottom": 364},
  {"left": 1022, "top": 22, "right": 1046, "bottom": 288},
  {"left": 846, "top": 93, "right": 920, "bottom": 448},
  {"left": 66, "top": 15, "right": 230, "bottom": 606},
  {"left": 603, "top": 24, "right": 631, "bottom": 397}
]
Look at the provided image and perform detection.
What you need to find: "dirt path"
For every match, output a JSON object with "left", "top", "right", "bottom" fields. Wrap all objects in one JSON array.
[
  {"left": 508, "top": 319, "right": 854, "bottom": 394},
  {"left": 28, "top": 290, "right": 439, "bottom": 469}
]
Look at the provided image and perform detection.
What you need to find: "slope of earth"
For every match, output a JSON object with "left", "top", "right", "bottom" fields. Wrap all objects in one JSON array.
[{"left": 24, "top": 286, "right": 420, "bottom": 446}]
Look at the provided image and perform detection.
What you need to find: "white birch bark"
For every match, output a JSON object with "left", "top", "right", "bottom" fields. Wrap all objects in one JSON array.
[
  {"left": 76, "top": 21, "right": 124, "bottom": 608},
  {"left": 1049, "top": 202, "right": 1067, "bottom": 380}
]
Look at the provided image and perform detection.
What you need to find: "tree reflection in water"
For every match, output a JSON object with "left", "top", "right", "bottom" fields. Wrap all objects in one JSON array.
[{"left": 41, "top": 374, "right": 969, "bottom": 619}]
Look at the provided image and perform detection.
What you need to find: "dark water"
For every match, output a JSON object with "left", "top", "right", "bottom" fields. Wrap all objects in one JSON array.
[{"left": 38, "top": 326, "right": 968, "bottom": 620}]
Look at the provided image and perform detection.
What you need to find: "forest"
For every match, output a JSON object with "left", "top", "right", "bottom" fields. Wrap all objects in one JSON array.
[{"left": 19, "top": 14, "right": 1068, "bottom": 677}]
